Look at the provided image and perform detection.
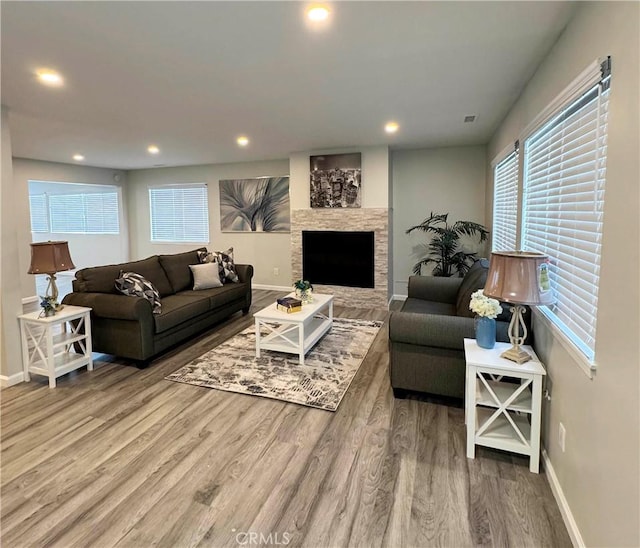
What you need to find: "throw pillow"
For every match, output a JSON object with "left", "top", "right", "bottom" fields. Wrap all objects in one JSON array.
[
  {"left": 198, "top": 247, "right": 239, "bottom": 284},
  {"left": 189, "top": 262, "right": 224, "bottom": 290},
  {"left": 115, "top": 271, "right": 162, "bottom": 314}
]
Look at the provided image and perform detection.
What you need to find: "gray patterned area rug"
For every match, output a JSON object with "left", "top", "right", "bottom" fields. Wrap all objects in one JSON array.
[{"left": 166, "top": 318, "right": 383, "bottom": 411}]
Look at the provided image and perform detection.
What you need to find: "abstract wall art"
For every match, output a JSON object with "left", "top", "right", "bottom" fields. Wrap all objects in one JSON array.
[{"left": 219, "top": 176, "right": 290, "bottom": 232}]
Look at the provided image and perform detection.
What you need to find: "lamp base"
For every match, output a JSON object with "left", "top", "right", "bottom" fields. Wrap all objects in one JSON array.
[{"left": 501, "top": 345, "right": 532, "bottom": 364}]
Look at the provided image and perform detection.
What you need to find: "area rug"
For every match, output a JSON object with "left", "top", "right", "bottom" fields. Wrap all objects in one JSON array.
[{"left": 165, "top": 318, "right": 383, "bottom": 411}]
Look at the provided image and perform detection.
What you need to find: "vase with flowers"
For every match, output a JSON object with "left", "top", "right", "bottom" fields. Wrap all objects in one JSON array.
[
  {"left": 293, "top": 279, "right": 313, "bottom": 304},
  {"left": 40, "top": 295, "right": 58, "bottom": 317},
  {"left": 469, "top": 289, "right": 502, "bottom": 349}
]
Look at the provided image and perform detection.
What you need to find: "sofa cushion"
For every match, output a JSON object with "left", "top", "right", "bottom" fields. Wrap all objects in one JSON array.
[
  {"left": 115, "top": 272, "right": 162, "bottom": 314},
  {"left": 75, "top": 256, "right": 174, "bottom": 297},
  {"left": 190, "top": 262, "right": 224, "bottom": 290},
  {"left": 401, "top": 298, "right": 456, "bottom": 316},
  {"left": 455, "top": 258, "right": 489, "bottom": 317},
  {"left": 176, "top": 281, "right": 248, "bottom": 310},
  {"left": 153, "top": 294, "right": 211, "bottom": 334},
  {"left": 159, "top": 247, "right": 206, "bottom": 293}
]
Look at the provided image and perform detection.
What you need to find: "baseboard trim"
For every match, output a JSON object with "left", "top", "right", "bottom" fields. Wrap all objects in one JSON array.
[
  {"left": 542, "top": 447, "right": 584, "bottom": 548},
  {"left": 0, "top": 371, "right": 25, "bottom": 388},
  {"left": 253, "top": 283, "right": 292, "bottom": 292}
]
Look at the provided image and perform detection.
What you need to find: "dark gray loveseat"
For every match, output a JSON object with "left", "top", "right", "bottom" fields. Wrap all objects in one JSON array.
[
  {"left": 389, "top": 259, "right": 517, "bottom": 399},
  {"left": 62, "top": 248, "right": 253, "bottom": 361}
]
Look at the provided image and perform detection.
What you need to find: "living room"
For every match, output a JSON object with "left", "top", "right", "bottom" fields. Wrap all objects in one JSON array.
[{"left": 1, "top": 2, "right": 639, "bottom": 547}]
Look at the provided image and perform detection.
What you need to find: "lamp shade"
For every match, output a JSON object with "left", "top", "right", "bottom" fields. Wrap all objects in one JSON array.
[
  {"left": 484, "top": 251, "right": 554, "bottom": 306},
  {"left": 28, "top": 241, "right": 75, "bottom": 275}
]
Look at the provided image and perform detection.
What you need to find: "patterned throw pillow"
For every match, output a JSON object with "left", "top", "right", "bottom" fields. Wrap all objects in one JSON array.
[
  {"left": 197, "top": 247, "right": 239, "bottom": 284},
  {"left": 115, "top": 271, "right": 162, "bottom": 314}
]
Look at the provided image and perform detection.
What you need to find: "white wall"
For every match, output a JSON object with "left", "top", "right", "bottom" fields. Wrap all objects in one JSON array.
[
  {"left": 391, "top": 146, "right": 487, "bottom": 297},
  {"left": 1, "top": 107, "right": 23, "bottom": 382},
  {"left": 12, "top": 158, "right": 128, "bottom": 298},
  {"left": 126, "top": 159, "right": 290, "bottom": 288},
  {"left": 487, "top": 3, "right": 639, "bottom": 546}
]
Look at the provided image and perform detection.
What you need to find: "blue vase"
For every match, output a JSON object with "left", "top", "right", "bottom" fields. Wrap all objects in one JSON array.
[{"left": 476, "top": 317, "right": 496, "bottom": 349}]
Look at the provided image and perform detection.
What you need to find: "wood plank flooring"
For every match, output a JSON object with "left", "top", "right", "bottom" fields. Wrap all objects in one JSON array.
[{"left": 1, "top": 290, "right": 571, "bottom": 547}]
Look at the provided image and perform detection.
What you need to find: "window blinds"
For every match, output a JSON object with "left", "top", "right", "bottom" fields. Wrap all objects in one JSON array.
[
  {"left": 522, "top": 63, "right": 610, "bottom": 362},
  {"left": 149, "top": 184, "right": 209, "bottom": 243},
  {"left": 29, "top": 194, "right": 49, "bottom": 233},
  {"left": 49, "top": 192, "right": 120, "bottom": 234},
  {"left": 492, "top": 147, "right": 519, "bottom": 252}
]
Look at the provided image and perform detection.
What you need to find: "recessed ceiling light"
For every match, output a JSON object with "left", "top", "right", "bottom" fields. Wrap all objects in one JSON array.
[
  {"left": 36, "top": 68, "right": 63, "bottom": 87},
  {"left": 72, "top": 154, "right": 84, "bottom": 162},
  {"left": 385, "top": 121, "right": 399, "bottom": 134},
  {"left": 307, "top": 5, "right": 330, "bottom": 22},
  {"left": 237, "top": 136, "right": 249, "bottom": 147},
  {"left": 147, "top": 145, "right": 160, "bottom": 154}
]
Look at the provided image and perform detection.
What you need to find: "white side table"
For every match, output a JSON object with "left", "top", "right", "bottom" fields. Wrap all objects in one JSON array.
[
  {"left": 19, "top": 305, "right": 93, "bottom": 388},
  {"left": 464, "top": 338, "right": 546, "bottom": 473}
]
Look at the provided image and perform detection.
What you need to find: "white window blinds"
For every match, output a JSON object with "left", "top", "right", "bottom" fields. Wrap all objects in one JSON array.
[
  {"left": 492, "top": 147, "right": 519, "bottom": 252},
  {"left": 522, "top": 59, "right": 610, "bottom": 363},
  {"left": 149, "top": 184, "right": 209, "bottom": 243},
  {"left": 49, "top": 192, "right": 120, "bottom": 234},
  {"left": 29, "top": 194, "right": 49, "bottom": 233}
]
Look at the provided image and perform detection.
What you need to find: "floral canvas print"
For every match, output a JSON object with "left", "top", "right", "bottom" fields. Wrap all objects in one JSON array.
[{"left": 219, "top": 176, "right": 290, "bottom": 232}]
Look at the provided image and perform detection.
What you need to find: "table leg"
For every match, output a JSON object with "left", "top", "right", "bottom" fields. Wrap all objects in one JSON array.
[
  {"left": 529, "top": 374, "right": 543, "bottom": 473},
  {"left": 298, "top": 324, "right": 305, "bottom": 365},
  {"left": 46, "top": 327, "right": 56, "bottom": 388},
  {"left": 466, "top": 365, "right": 476, "bottom": 459},
  {"left": 20, "top": 320, "right": 30, "bottom": 382},
  {"left": 255, "top": 318, "right": 261, "bottom": 358}
]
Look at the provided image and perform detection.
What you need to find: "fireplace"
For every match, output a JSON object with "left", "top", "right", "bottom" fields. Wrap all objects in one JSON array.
[{"left": 302, "top": 230, "right": 375, "bottom": 288}]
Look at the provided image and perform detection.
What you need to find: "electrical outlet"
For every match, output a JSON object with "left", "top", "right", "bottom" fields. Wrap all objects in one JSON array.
[
  {"left": 273, "top": 267, "right": 279, "bottom": 276},
  {"left": 559, "top": 422, "right": 566, "bottom": 452}
]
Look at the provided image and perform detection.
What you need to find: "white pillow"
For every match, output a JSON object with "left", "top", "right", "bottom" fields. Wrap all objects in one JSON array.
[{"left": 189, "top": 263, "right": 223, "bottom": 290}]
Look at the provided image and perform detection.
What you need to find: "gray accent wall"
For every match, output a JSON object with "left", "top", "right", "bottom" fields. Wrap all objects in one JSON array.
[{"left": 487, "top": 2, "right": 640, "bottom": 546}]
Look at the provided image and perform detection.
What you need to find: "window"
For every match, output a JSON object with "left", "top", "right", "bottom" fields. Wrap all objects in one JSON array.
[
  {"left": 149, "top": 184, "right": 209, "bottom": 243},
  {"left": 49, "top": 192, "right": 120, "bottom": 234},
  {"left": 522, "top": 58, "right": 610, "bottom": 364},
  {"left": 29, "top": 194, "right": 49, "bottom": 233},
  {"left": 492, "top": 146, "right": 519, "bottom": 252}
]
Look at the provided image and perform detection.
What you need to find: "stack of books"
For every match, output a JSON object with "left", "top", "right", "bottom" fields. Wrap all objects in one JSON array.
[{"left": 277, "top": 297, "right": 303, "bottom": 313}]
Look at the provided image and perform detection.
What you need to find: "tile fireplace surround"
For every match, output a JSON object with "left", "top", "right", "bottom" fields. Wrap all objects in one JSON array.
[{"left": 291, "top": 208, "right": 389, "bottom": 308}]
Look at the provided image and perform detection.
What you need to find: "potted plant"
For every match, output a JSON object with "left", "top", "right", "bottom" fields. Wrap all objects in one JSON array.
[
  {"left": 469, "top": 289, "right": 503, "bottom": 349},
  {"left": 293, "top": 279, "right": 313, "bottom": 303},
  {"left": 406, "top": 212, "right": 489, "bottom": 277}
]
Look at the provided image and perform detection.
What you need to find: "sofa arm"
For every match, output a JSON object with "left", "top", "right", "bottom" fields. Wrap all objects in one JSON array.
[
  {"left": 62, "top": 292, "right": 153, "bottom": 321},
  {"left": 235, "top": 264, "right": 254, "bottom": 284},
  {"left": 389, "top": 311, "right": 477, "bottom": 351},
  {"left": 407, "top": 275, "right": 462, "bottom": 304}
]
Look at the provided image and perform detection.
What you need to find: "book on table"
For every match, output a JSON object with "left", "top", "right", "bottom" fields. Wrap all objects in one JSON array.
[{"left": 276, "top": 297, "right": 302, "bottom": 313}]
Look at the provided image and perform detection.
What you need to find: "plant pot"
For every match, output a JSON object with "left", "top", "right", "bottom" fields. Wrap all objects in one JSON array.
[
  {"left": 295, "top": 287, "right": 313, "bottom": 304},
  {"left": 475, "top": 316, "right": 496, "bottom": 349}
]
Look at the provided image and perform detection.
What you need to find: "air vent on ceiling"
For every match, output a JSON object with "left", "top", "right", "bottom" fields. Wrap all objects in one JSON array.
[{"left": 464, "top": 115, "right": 476, "bottom": 123}]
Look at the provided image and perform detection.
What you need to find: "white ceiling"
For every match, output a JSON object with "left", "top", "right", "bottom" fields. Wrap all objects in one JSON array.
[{"left": 1, "top": 1, "right": 576, "bottom": 170}]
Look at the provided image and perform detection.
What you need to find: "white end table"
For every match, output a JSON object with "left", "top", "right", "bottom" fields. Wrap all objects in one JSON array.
[
  {"left": 464, "top": 338, "right": 546, "bottom": 473},
  {"left": 19, "top": 305, "right": 93, "bottom": 388},
  {"left": 253, "top": 293, "right": 333, "bottom": 365}
]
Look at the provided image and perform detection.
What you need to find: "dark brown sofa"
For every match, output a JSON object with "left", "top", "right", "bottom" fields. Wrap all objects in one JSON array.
[
  {"left": 62, "top": 248, "right": 253, "bottom": 361},
  {"left": 389, "top": 259, "right": 525, "bottom": 400}
]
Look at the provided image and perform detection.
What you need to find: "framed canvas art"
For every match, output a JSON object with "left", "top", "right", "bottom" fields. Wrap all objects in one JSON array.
[
  {"left": 310, "top": 153, "right": 361, "bottom": 208},
  {"left": 219, "top": 176, "right": 290, "bottom": 232}
]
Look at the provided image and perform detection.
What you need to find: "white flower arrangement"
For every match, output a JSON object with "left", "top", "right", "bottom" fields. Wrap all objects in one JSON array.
[{"left": 469, "top": 289, "right": 503, "bottom": 319}]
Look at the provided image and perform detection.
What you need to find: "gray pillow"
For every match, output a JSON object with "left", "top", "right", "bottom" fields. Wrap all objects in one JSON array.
[
  {"left": 189, "top": 263, "right": 224, "bottom": 290},
  {"left": 115, "top": 271, "right": 162, "bottom": 314}
]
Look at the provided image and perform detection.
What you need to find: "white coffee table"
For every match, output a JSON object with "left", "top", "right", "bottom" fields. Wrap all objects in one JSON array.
[{"left": 253, "top": 293, "right": 333, "bottom": 365}]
